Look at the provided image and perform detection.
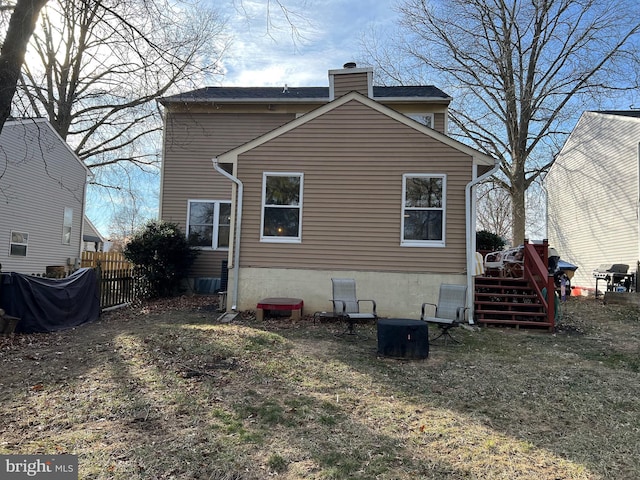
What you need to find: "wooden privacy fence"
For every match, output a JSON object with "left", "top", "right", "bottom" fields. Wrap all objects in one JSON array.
[
  {"left": 81, "top": 251, "right": 133, "bottom": 270},
  {"left": 94, "top": 263, "right": 150, "bottom": 311},
  {"left": 81, "top": 253, "right": 151, "bottom": 310}
]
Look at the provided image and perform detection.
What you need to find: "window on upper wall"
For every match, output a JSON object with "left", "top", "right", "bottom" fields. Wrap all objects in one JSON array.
[
  {"left": 10, "top": 231, "right": 28, "bottom": 256},
  {"left": 407, "top": 113, "right": 434, "bottom": 129},
  {"left": 187, "top": 200, "right": 231, "bottom": 249},
  {"left": 62, "top": 207, "right": 73, "bottom": 245},
  {"left": 401, "top": 174, "right": 446, "bottom": 247},
  {"left": 261, "top": 172, "right": 303, "bottom": 243}
]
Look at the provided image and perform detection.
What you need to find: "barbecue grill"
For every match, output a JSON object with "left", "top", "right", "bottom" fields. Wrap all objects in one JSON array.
[{"left": 593, "top": 264, "right": 634, "bottom": 297}]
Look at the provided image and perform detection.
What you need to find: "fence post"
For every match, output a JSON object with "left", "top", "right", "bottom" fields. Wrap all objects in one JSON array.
[{"left": 95, "top": 261, "right": 103, "bottom": 312}]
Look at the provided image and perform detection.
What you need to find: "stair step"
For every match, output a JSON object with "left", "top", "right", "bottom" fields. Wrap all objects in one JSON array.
[
  {"left": 476, "top": 277, "right": 529, "bottom": 284},
  {"left": 474, "top": 274, "right": 553, "bottom": 329},
  {"left": 475, "top": 304, "right": 542, "bottom": 310},
  {"left": 476, "top": 318, "right": 553, "bottom": 327},
  {"left": 475, "top": 310, "right": 547, "bottom": 318},
  {"left": 475, "top": 292, "right": 539, "bottom": 299}
]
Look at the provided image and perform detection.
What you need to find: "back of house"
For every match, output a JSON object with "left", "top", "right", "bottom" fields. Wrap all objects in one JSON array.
[{"left": 158, "top": 63, "right": 496, "bottom": 317}]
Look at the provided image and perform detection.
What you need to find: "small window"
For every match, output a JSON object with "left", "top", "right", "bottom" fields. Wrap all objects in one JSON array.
[
  {"left": 62, "top": 207, "right": 73, "bottom": 245},
  {"left": 10, "top": 231, "right": 29, "bottom": 256},
  {"left": 408, "top": 113, "right": 434, "bottom": 128},
  {"left": 401, "top": 174, "right": 446, "bottom": 247},
  {"left": 261, "top": 172, "right": 303, "bottom": 243},
  {"left": 187, "top": 200, "right": 231, "bottom": 249}
]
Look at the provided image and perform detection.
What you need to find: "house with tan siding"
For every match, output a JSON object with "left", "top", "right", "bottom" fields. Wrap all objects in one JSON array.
[
  {"left": 159, "top": 63, "right": 498, "bottom": 318},
  {"left": 546, "top": 110, "right": 640, "bottom": 292},
  {"left": 0, "top": 118, "right": 89, "bottom": 275}
]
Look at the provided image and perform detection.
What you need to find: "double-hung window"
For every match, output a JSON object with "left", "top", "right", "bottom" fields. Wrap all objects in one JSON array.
[
  {"left": 187, "top": 200, "right": 231, "bottom": 249},
  {"left": 261, "top": 172, "right": 303, "bottom": 243},
  {"left": 401, "top": 174, "right": 446, "bottom": 247},
  {"left": 10, "top": 231, "right": 29, "bottom": 256}
]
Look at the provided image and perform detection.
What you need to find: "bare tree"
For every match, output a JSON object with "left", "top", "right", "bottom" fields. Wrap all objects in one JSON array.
[
  {"left": 107, "top": 195, "right": 151, "bottom": 252},
  {"left": 0, "top": 0, "right": 48, "bottom": 134},
  {"left": 368, "top": 0, "right": 640, "bottom": 244},
  {"left": 476, "top": 178, "right": 546, "bottom": 244},
  {"left": 476, "top": 181, "right": 512, "bottom": 240},
  {"left": 5, "top": 0, "right": 227, "bottom": 229},
  {"left": 13, "top": 0, "right": 227, "bottom": 172}
]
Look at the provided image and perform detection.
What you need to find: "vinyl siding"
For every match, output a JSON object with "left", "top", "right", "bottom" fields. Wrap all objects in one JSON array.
[
  {"left": 0, "top": 121, "right": 87, "bottom": 274},
  {"left": 160, "top": 111, "right": 295, "bottom": 277},
  {"left": 235, "top": 100, "right": 472, "bottom": 274},
  {"left": 332, "top": 72, "right": 370, "bottom": 98},
  {"left": 547, "top": 112, "right": 640, "bottom": 289}
]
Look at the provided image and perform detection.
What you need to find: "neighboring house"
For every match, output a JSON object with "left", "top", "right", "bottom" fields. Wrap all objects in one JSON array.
[
  {"left": 0, "top": 118, "right": 89, "bottom": 274},
  {"left": 159, "top": 63, "right": 498, "bottom": 317},
  {"left": 82, "top": 216, "right": 106, "bottom": 252},
  {"left": 546, "top": 110, "right": 640, "bottom": 290}
]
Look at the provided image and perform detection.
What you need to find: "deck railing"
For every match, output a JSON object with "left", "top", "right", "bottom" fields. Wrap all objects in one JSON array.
[{"left": 523, "top": 240, "right": 555, "bottom": 330}]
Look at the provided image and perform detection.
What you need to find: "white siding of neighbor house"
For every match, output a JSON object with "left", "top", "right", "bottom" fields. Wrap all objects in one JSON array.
[
  {"left": 546, "top": 112, "right": 640, "bottom": 290},
  {"left": 0, "top": 119, "right": 88, "bottom": 275}
]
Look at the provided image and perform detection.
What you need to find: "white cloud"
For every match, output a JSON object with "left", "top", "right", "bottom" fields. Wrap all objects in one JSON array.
[{"left": 216, "top": 0, "right": 398, "bottom": 87}]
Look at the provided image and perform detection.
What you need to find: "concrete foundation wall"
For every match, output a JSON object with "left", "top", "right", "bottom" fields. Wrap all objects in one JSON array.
[{"left": 226, "top": 267, "right": 466, "bottom": 319}]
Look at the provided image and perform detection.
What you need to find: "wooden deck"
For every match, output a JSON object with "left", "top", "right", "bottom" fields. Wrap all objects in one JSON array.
[{"left": 474, "top": 241, "right": 556, "bottom": 330}]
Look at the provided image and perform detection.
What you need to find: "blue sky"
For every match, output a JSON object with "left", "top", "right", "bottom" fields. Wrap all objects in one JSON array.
[
  {"left": 215, "top": 0, "right": 398, "bottom": 87},
  {"left": 89, "top": 1, "right": 399, "bottom": 237}
]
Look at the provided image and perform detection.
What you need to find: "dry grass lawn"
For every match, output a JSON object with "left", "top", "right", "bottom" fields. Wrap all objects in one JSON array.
[{"left": 0, "top": 295, "right": 639, "bottom": 479}]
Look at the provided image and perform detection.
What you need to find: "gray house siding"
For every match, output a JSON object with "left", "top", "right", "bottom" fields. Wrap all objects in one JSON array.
[{"left": 0, "top": 119, "right": 88, "bottom": 274}]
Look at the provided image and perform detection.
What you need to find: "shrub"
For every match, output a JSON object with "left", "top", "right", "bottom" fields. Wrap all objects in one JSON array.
[
  {"left": 476, "top": 230, "right": 507, "bottom": 251},
  {"left": 124, "top": 220, "right": 198, "bottom": 298}
]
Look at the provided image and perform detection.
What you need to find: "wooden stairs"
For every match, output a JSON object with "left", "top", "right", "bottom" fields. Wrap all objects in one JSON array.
[{"left": 474, "top": 275, "right": 551, "bottom": 328}]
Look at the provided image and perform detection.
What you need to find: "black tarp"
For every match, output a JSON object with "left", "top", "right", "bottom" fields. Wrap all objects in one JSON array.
[{"left": 0, "top": 268, "right": 100, "bottom": 333}]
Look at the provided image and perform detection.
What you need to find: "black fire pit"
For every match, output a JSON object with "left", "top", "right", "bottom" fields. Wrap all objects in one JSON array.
[{"left": 377, "top": 318, "right": 429, "bottom": 359}]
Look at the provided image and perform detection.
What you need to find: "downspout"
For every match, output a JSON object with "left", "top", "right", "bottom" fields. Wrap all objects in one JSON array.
[
  {"left": 213, "top": 158, "right": 243, "bottom": 311},
  {"left": 465, "top": 159, "right": 500, "bottom": 323}
]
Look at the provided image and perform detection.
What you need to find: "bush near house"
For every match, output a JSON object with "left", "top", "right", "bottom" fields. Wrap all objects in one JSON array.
[
  {"left": 123, "top": 220, "right": 198, "bottom": 298},
  {"left": 476, "top": 229, "right": 507, "bottom": 252}
]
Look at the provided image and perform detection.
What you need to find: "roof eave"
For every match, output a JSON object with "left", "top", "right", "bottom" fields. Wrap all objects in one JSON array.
[
  {"left": 159, "top": 97, "right": 329, "bottom": 106},
  {"left": 375, "top": 96, "right": 452, "bottom": 103}
]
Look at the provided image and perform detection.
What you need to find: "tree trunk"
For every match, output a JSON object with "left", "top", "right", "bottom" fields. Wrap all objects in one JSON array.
[
  {"left": 0, "top": 0, "right": 48, "bottom": 133},
  {"left": 511, "top": 180, "right": 526, "bottom": 246}
]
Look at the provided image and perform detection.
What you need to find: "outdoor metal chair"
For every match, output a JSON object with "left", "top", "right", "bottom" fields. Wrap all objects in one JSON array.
[
  {"left": 421, "top": 284, "right": 468, "bottom": 344},
  {"left": 331, "top": 278, "right": 377, "bottom": 335}
]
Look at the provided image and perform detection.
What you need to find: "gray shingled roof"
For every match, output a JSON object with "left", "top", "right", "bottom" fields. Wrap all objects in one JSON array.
[
  {"left": 593, "top": 110, "right": 640, "bottom": 118},
  {"left": 159, "top": 85, "right": 450, "bottom": 104}
]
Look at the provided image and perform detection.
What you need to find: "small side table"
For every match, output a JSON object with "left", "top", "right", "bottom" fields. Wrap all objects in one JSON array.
[{"left": 256, "top": 297, "right": 304, "bottom": 321}]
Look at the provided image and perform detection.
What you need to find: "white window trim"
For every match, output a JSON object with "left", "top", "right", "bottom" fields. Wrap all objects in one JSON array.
[
  {"left": 401, "top": 173, "right": 446, "bottom": 247},
  {"left": 10, "top": 230, "right": 29, "bottom": 257},
  {"left": 260, "top": 172, "right": 304, "bottom": 243},
  {"left": 186, "top": 199, "right": 231, "bottom": 250}
]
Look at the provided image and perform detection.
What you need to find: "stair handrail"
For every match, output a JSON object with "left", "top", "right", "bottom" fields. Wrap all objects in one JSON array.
[{"left": 523, "top": 242, "right": 555, "bottom": 330}]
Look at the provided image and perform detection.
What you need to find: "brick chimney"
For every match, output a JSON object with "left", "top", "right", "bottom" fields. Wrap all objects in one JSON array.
[{"left": 328, "top": 62, "right": 373, "bottom": 100}]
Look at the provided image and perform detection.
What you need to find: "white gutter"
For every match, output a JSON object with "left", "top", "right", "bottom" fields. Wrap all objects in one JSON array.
[
  {"left": 465, "top": 159, "right": 501, "bottom": 323},
  {"left": 213, "top": 158, "right": 243, "bottom": 311}
]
